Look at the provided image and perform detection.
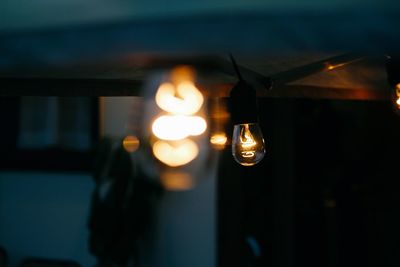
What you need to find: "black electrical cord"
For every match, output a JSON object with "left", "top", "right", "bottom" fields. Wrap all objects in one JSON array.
[{"left": 229, "top": 53, "right": 243, "bottom": 81}]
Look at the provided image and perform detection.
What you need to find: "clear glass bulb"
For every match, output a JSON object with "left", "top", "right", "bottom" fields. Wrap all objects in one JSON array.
[{"left": 232, "top": 123, "right": 266, "bottom": 166}]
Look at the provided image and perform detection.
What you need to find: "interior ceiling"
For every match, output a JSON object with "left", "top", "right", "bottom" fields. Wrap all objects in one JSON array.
[
  {"left": 0, "top": 2, "right": 398, "bottom": 99},
  {"left": 2, "top": 0, "right": 397, "bottom": 32},
  {"left": 0, "top": 53, "right": 337, "bottom": 79}
]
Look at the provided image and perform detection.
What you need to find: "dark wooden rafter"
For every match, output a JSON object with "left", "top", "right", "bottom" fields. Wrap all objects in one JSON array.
[
  {"left": 0, "top": 78, "right": 142, "bottom": 96},
  {"left": 0, "top": 78, "right": 390, "bottom": 100},
  {"left": 0, "top": 54, "right": 391, "bottom": 100},
  {"left": 270, "top": 53, "right": 365, "bottom": 86},
  {"left": 214, "top": 84, "right": 390, "bottom": 100}
]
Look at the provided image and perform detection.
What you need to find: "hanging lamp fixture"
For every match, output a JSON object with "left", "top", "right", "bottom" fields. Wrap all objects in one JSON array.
[{"left": 229, "top": 55, "right": 266, "bottom": 166}]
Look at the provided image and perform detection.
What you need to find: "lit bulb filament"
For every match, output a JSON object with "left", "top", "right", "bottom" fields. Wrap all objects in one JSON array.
[
  {"left": 240, "top": 126, "right": 256, "bottom": 158},
  {"left": 242, "top": 151, "right": 256, "bottom": 158},
  {"left": 241, "top": 137, "right": 256, "bottom": 148}
]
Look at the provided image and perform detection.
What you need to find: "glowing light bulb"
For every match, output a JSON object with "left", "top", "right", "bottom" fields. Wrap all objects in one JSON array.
[
  {"left": 232, "top": 123, "right": 265, "bottom": 166},
  {"left": 149, "top": 66, "right": 208, "bottom": 168}
]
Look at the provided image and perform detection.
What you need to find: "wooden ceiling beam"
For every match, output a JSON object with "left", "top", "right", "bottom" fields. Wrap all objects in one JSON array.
[
  {"left": 0, "top": 77, "right": 390, "bottom": 100},
  {"left": 0, "top": 78, "right": 142, "bottom": 96}
]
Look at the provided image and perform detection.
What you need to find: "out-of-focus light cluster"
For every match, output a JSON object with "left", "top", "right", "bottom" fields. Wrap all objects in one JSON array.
[{"left": 151, "top": 66, "right": 207, "bottom": 167}]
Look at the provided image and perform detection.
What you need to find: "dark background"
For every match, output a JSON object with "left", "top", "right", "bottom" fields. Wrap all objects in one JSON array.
[
  {"left": 218, "top": 98, "right": 400, "bottom": 267},
  {"left": 0, "top": 97, "right": 99, "bottom": 172}
]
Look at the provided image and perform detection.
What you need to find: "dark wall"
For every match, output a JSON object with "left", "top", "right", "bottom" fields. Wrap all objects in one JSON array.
[{"left": 218, "top": 98, "right": 400, "bottom": 267}]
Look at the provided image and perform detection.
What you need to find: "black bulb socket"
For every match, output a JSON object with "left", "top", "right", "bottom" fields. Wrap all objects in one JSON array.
[{"left": 229, "top": 80, "right": 259, "bottom": 125}]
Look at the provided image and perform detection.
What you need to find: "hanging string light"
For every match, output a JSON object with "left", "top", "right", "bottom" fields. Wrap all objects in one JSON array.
[{"left": 228, "top": 55, "right": 266, "bottom": 166}]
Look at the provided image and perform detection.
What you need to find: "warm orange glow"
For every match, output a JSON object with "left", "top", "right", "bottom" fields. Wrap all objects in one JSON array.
[
  {"left": 153, "top": 139, "right": 199, "bottom": 167},
  {"left": 325, "top": 59, "right": 362, "bottom": 71},
  {"left": 152, "top": 115, "right": 189, "bottom": 141},
  {"left": 170, "top": 66, "right": 195, "bottom": 84},
  {"left": 186, "top": 116, "right": 207, "bottom": 136},
  {"left": 396, "top": 83, "right": 400, "bottom": 90},
  {"left": 232, "top": 123, "right": 265, "bottom": 166},
  {"left": 396, "top": 98, "right": 400, "bottom": 107},
  {"left": 240, "top": 126, "right": 257, "bottom": 148},
  {"left": 122, "top": 135, "right": 140, "bottom": 153},
  {"left": 326, "top": 64, "right": 335, "bottom": 70},
  {"left": 326, "top": 63, "right": 346, "bottom": 71},
  {"left": 151, "top": 66, "right": 206, "bottom": 167},
  {"left": 161, "top": 171, "right": 194, "bottom": 191},
  {"left": 155, "top": 81, "right": 204, "bottom": 115},
  {"left": 210, "top": 132, "right": 228, "bottom": 150},
  {"left": 240, "top": 125, "right": 257, "bottom": 158},
  {"left": 152, "top": 115, "right": 207, "bottom": 141}
]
